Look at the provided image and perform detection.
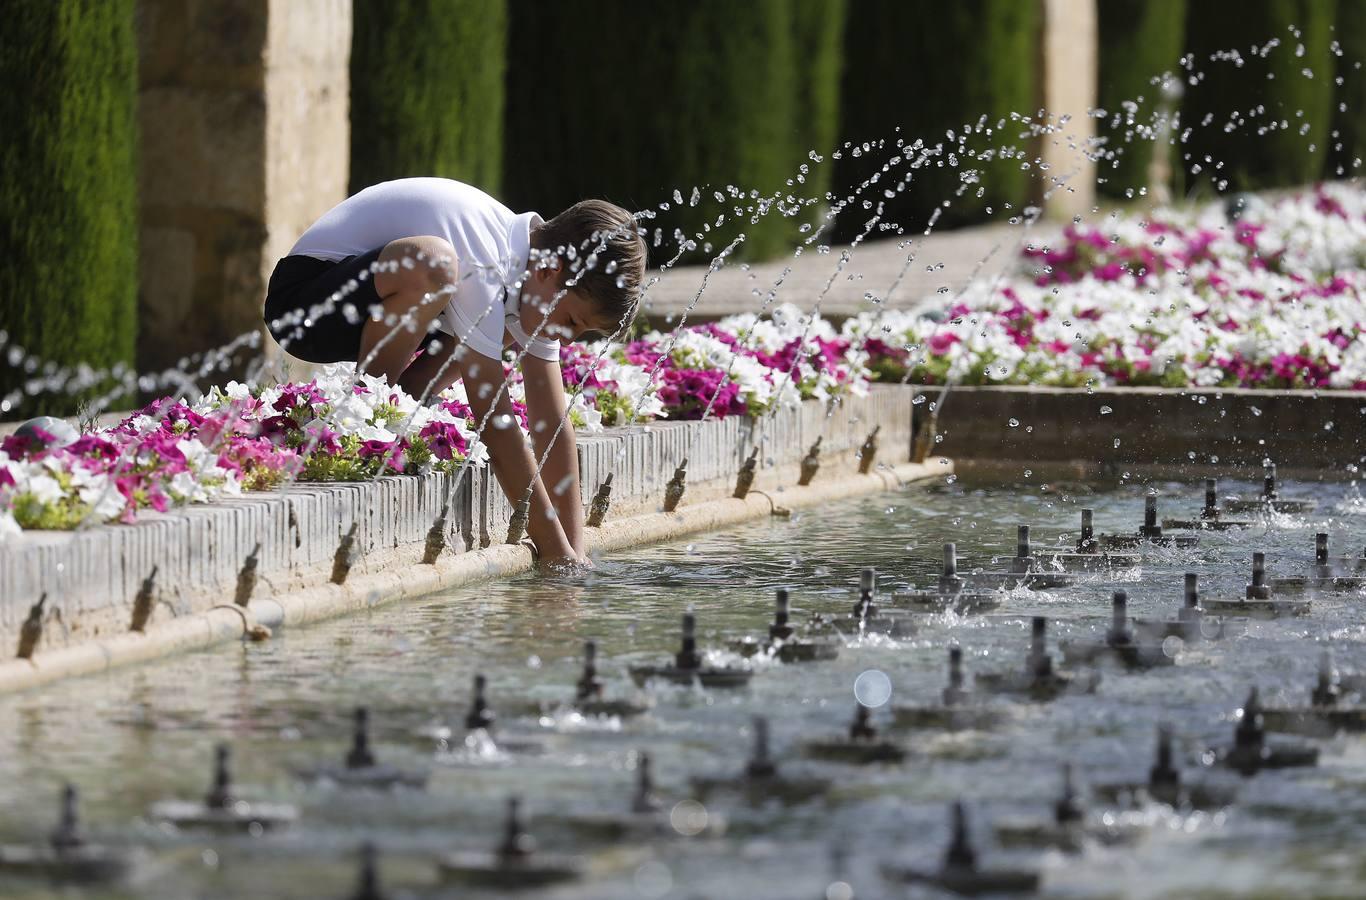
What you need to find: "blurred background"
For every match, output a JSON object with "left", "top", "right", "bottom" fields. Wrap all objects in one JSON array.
[{"left": 1, "top": 0, "right": 1360, "bottom": 414}]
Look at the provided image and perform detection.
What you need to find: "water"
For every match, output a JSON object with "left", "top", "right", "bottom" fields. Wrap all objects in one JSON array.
[{"left": 3, "top": 474, "right": 1366, "bottom": 897}]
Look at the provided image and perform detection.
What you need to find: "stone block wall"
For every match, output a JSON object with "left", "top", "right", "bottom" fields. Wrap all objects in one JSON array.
[
  {"left": 919, "top": 385, "right": 1366, "bottom": 474},
  {"left": 135, "top": 0, "right": 351, "bottom": 377},
  {"left": 0, "top": 386, "right": 914, "bottom": 648}
]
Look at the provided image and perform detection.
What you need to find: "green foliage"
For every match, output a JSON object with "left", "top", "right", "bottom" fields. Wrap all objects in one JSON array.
[
  {"left": 790, "top": 0, "right": 849, "bottom": 232},
  {"left": 0, "top": 0, "right": 139, "bottom": 417},
  {"left": 503, "top": 0, "right": 831, "bottom": 262},
  {"left": 1096, "top": 0, "right": 1188, "bottom": 200},
  {"left": 834, "top": 0, "right": 1040, "bottom": 238},
  {"left": 1182, "top": 0, "right": 1336, "bottom": 191},
  {"left": 350, "top": 0, "right": 508, "bottom": 194},
  {"left": 1328, "top": 0, "right": 1366, "bottom": 177}
]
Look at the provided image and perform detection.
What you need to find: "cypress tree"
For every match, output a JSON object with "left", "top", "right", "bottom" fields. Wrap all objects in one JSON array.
[
  {"left": 1182, "top": 0, "right": 1336, "bottom": 192},
  {"left": 0, "top": 0, "right": 139, "bottom": 417},
  {"left": 503, "top": 1, "right": 809, "bottom": 262},
  {"left": 1327, "top": 0, "right": 1366, "bottom": 178},
  {"left": 1096, "top": 0, "right": 1188, "bottom": 201},
  {"left": 834, "top": 0, "right": 1041, "bottom": 238},
  {"left": 350, "top": 0, "right": 508, "bottom": 195},
  {"left": 791, "top": 0, "right": 849, "bottom": 234}
]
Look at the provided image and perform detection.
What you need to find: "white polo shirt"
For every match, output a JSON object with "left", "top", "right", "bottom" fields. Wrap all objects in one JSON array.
[{"left": 288, "top": 177, "right": 561, "bottom": 362}]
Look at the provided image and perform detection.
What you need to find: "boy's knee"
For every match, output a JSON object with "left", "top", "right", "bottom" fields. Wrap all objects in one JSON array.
[{"left": 379, "top": 236, "right": 459, "bottom": 293}]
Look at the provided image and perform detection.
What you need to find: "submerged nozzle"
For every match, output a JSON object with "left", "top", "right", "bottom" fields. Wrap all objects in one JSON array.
[
  {"left": 1234, "top": 687, "right": 1265, "bottom": 751},
  {"left": 943, "top": 801, "right": 977, "bottom": 872},
  {"left": 1108, "top": 591, "right": 1132, "bottom": 646},
  {"left": 1246, "top": 552, "right": 1270, "bottom": 600},
  {"left": 1028, "top": 616, "right": 1052, "bottom": 678},
  {"left": 676, "top": 612, "right": 701, "bottom": 670},
  {"left": 1077, "top": 509, "right": 1096, "bottom": 552},
  {"left": 632, "top": 752, "right": 663, "bottom": 814},
  {"left": 497, "top": 796, "right": 535, "bottom": 860},
  {"left": 943, "top": 646, "right": 968, "bottom": 706},
  {"left": 466, "top": 674, "right": 495, "bottom": 731},
  {"left": 770, "top": 588, "right": 792, "bottom": 640},
  {"left": 746, "top": 716, "right": 777, "bottom": 779},
  {"left": 347, "top": 707, "right": 377, "bottom": 769},
  {"left": 1312, "top": 650, "right": 1341, "bottom": 708},
  {"left": 1149, "top": 724, "right": 1180, "bottom": 791},
  {"left": 1054, "top": 764, "right": 1083, "bottom": 826},
  {"left": 576, "top": 640, "right": 603, "bottom": 702},
  {"left": 1202, "top": 478, "right": 1219, "bottom": 519},
  {"left": 205, "top": 743, "right": 234, "bottom": 809}
]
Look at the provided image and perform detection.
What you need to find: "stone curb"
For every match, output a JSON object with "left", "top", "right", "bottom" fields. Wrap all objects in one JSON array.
[
  {"left": 913, "top": 385, "right": 1366, "bottom": 474},
  {"left": 0, "top": 458, "right": 946, "bottom": 695}
]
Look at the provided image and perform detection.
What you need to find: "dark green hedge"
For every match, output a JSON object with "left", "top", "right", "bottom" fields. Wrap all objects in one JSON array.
[
  {"left": 1097, "top": 0, "right": 1188, "bottom": 200},
  {"left": 1328, "top": 0, "right": 1366, "bottom": 177},
  {"left": 834, "top": 0, "right": 1040, "bottom": 237},
  {"left": 0, "top": 0, "right": 139, "bottom": 417},
  {"left": 1182, "top": 0, "right": 1336, "bottom": 192},
  {"left": 350, "top": 0, "right": 508, "bottom": 195},
  {"left": 791, "top": 0, "right": 849, "bottom": 234},
  {"left": 504, "top": 1, "right": 835, "bottom": 262}
]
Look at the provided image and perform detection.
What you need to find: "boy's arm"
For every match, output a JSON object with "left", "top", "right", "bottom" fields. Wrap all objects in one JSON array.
[
  {"left": 456, "top": 351, "right": 578, "bottom": 564},
  {"left": 520, "top": 354, "right": 587, "bottom": 557}
]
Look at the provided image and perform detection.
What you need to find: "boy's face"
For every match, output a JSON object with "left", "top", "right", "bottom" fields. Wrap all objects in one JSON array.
[{"left": 522, "top": 269, "right": 619, "bottom": 343}]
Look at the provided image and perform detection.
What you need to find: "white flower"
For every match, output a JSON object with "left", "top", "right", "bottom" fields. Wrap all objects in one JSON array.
[
  {"left": 356, "top": 423, "right": 397, "bottom": 444},
  {"left": 23, "top": 473, "right": 66, "bottom": 505},
  {"left": 0, "top": 509, "right": 20, "bottom": 540}
]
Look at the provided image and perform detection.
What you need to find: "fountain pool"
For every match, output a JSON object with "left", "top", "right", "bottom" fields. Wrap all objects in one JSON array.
[{"left": 2, "top": 472, "right": 1366, "bottom": 898}]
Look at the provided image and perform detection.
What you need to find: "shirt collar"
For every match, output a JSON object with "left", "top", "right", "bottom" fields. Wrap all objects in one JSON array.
[{"left": 507, "top": 211, "right": 543, "bottom": 299}]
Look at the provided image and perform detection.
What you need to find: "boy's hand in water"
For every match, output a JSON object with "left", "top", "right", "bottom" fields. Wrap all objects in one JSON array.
[
  {"left": 524, "top": 539, "right": 595, "bottom": 574},
  {"left": 539, "top": 554, "right": 594, "bottom": 574}
]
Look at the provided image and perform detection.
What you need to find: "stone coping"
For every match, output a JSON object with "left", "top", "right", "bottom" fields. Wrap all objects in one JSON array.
[{"left": 912, "top": 385, "right": 1366, "bottom": 474}]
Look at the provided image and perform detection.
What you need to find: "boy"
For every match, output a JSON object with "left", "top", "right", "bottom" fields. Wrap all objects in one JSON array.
[{"left": 263, "top": 177, "right": 646, "bottom": 567}]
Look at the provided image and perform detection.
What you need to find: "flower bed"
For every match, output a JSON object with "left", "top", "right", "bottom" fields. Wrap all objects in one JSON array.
[
  {"left": 4, "top": 182, "right": 1361, "bottom": 535},
  {"left": 849, "top": 183, "right": 1366, "bottom": 390},
  {"left": 0, "top": 307, "right": 869, "bottom": 534}
]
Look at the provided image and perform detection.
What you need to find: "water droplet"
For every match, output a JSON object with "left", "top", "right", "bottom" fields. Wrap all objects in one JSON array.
[
  {"left": 1008, "top": 418, "right": 1020, "bottom": 427},
  {"left": 853, "top": 669, "right": 892, "bottom": 707},
  {"left": 1100, "top": 406, "right": 1113, "bottom": 415}
]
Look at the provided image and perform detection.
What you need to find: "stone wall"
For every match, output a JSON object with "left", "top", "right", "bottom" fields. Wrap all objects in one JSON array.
[
  {"left": 0, "top": 386, "right": 913, "bottom": 648},
  {"left": 135, "top": 0, "right": 351, "bottom": 377},
  {"left": 917, "top": 385, "right": 1366, "bottom": 475}
]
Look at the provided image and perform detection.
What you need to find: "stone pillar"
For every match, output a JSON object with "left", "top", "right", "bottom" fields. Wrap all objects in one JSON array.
[
  {"left": 136, "top": 0, "right": 350, "bottom": 377},
  {"left": 1038, "top": 0, "right": 1098, "bottom": 220}
]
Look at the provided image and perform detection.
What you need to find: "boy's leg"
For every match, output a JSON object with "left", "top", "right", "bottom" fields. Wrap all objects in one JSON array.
[{"left": 361, "top": 236, "right": 459, "bottom": 385}]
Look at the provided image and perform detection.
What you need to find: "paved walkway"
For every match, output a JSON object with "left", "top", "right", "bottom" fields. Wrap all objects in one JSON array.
[{"left": 638, "top": 220, "right": 1059, "bottom": 321}]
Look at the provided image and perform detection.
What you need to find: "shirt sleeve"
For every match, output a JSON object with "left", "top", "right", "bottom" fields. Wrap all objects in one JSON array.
[
  {"left": 505, "top": 320, "right": 562, "bottom": 362},
  {"left": 440, "top": 276, "right": 507, "bottom": 362}
]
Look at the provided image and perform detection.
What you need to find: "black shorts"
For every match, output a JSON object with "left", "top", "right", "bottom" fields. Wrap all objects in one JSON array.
[{"left": 263, "top": 248, "right": 385, "bottom": 363}]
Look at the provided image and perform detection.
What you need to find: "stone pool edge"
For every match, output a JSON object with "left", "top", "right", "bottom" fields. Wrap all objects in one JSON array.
[{"left": 0, "top": 458, "right": 947, "bottom": 695}]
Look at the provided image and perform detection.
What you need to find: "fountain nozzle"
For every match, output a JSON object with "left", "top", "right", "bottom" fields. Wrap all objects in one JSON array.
[
  {"left": 663, "top": 459, "right": 688, "bottom": 512},
  {"left": 586, "top": 474, "right": 613, "bottom": 528}
]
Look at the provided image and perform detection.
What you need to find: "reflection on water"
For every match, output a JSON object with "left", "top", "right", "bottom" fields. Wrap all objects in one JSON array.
[{"left": 3, "top": 474, "right": 1366, "bottom": 898}]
